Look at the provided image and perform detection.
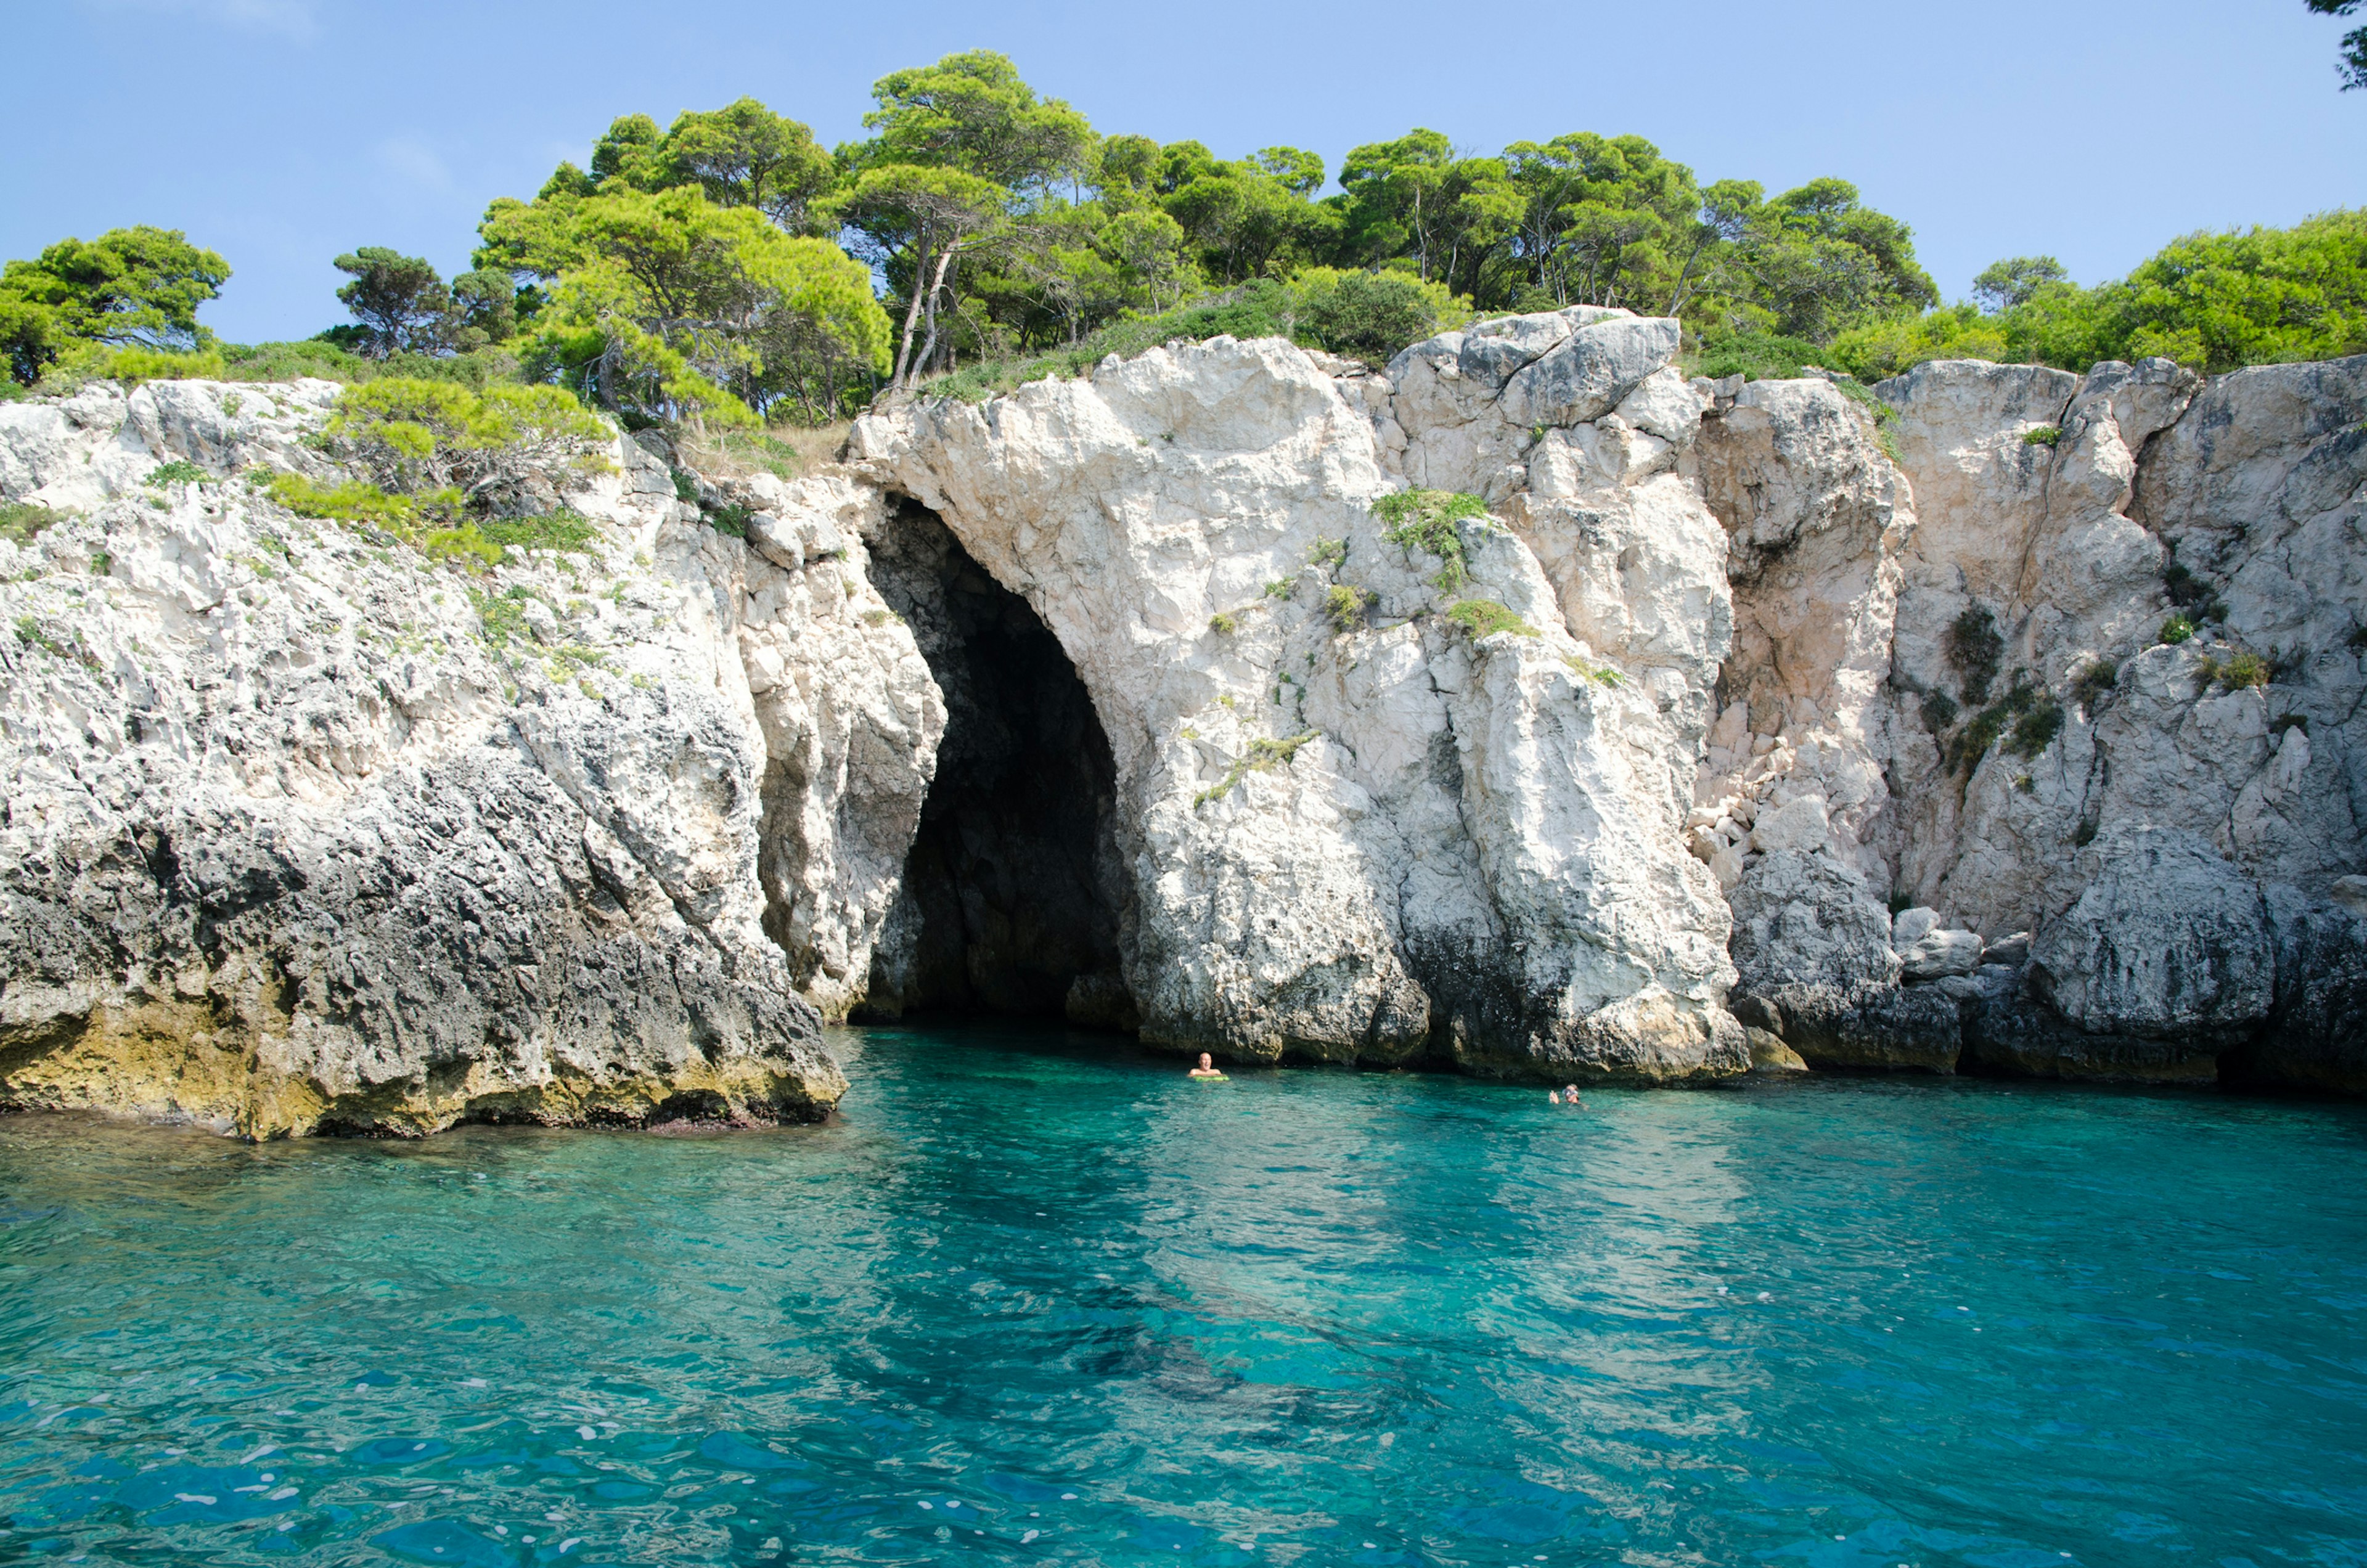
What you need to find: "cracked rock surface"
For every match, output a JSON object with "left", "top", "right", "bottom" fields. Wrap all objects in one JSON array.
[
  {"left": 4, "top": 322, "right": 2365, "bottom": 1130},
  {"left": 0, "top": 379, "right": 877, "bottom": 1134},
  {"left": 850, "top": 317, "right": 1746, "bottom": 1082}
]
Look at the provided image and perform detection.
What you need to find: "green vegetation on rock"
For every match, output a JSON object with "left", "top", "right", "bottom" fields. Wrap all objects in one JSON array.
[
  {"left": 1375, "top": 489, "right": 1487, "bottom": 592},
  {"left": 1324, "top": 584, "right": 1372, "bottom": 632},
  {"left": 1943, "top": 674, "right": 2061, "bottom": 774},
  {"left": 258, "top": 380, "right": 610, "bottom": 568},
  {"left": 1193, "top": 730, "right": 1317, "bottom": 807},
  {"left": 1444, "top": 599, "right": 1537, "bottom": 640},
  {"left": 0, "top": 501, "right": 59, "bottom": 545},
  {"left": 327, "top": 379, "right": 611, "bottom": 499},
  {"left": 8, "top": 48, "right": 2362, "bottom": 433},
  {"left": 2199, "top": 650, "right": 2272, "bottom": 691},
  {"left": 1945, "top": 603, "right": 2005, "bottom": 705}
]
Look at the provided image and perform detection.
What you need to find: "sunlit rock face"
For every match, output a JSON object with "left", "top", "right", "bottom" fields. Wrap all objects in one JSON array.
[
  {"left": 0, "top": 380, "right": 876, "bottom": 1134},
  {"left": 849, "top": 318, "right": 1748, "bottom": 1084},
  {"left": 1685, "top": 351, "right": 2367, "bottom": 1089},
  {"left": 4, "top": 327, "right": 2363, "bottom": 1131}
]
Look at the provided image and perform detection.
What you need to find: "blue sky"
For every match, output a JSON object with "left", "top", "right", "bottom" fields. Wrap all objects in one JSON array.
[{"left": 7, "top": 0, "right": 2363, "bottom": 343}]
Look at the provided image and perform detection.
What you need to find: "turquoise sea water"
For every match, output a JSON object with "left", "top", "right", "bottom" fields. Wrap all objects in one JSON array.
[{"left": 4, "top": 1027, "right": 2366, "bottom": 1567}]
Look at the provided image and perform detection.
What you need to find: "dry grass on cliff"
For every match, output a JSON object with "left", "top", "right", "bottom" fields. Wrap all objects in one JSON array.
[{"left": 678, "top": 422, "right": 851, "bottom": 483}]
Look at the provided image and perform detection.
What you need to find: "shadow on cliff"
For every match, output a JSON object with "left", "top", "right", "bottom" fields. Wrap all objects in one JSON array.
[{"left": 856, "top": 501, "right": 1135, "bottom": 1029}]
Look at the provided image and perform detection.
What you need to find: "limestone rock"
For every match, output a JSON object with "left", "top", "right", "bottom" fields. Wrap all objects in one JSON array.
[
  {"left": 853, "top": 327, "right": 1744, "bottom": 1083},
  {"left": 12, "top": 314, "right": 2367, "bottom": 1120},
  {"left": 1766, "top": 980, "right": 1962, "bottom": 1073},
  {"left": 1686, "top": 375, "right": 1909, "bottom": 1003},
  {"left": 1982, "top": 931, "right": 2033, "bottom": 966},
  {"left": 2239, "top": 885, "right": 2367, "bottom": 1093},
  {"left": 0, "top": 379, "right": 880, "bottom": 1133},
  {"left": 1898, "top": 928, "right": 1983, "bottom": 981},
  {"left": 1746, "top": 1026, "right": 1810, "bottom": 1072},
  {"left": 1856, "top": 351, "right": 2367, "bottom": 1086},
  {"left": 2027, "top": 826, "right": 2273, "bottom": 1045}
]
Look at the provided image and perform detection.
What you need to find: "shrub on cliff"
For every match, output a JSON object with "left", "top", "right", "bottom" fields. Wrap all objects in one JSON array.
[
  {"left": 1684, "top": 331, "right": 1828, "bottom": 382},
  {"left": 32, "top": 343, "right": 226, "bottom": 393},
  {"left": 1828, "top": 306, "right": 2008, "bottom": 382},
  {"left": 1828, "top": 209, "right": 2367, "bottom": 382},
  {"left": 329, "top": 379, "right": 612, "bottom": 500},
  {"left": 261, "top": 380, "right": 616, "bottom": 568},
  {"left": 1288, "top": 267, "right": 1466, "bottom": 365},
  {"left": 215, "top": 340, "right": 520, "bottom": 390},
  {"left": 261, "top": 472, "right": 592, "bottom": 568}
]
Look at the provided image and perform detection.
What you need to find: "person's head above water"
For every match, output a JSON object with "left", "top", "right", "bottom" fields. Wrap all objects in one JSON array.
[{"left": 1198, "top": 1053, "right": 1213, "bottom": 1069}]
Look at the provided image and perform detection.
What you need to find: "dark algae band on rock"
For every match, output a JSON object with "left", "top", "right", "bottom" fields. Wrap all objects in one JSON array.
[{"left": 3, "top": 316, "right": 2366, "bottom": 1132}]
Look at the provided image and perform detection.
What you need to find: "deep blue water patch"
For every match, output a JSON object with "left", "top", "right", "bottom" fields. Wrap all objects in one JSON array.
[{"left": 0, "top": 1023, "right": 2363, "bottom": 1563}]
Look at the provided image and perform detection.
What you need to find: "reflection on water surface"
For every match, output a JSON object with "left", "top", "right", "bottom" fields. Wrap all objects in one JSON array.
[{"left": 2, "top": 1023, "right": 2364, "bottom": 1565}]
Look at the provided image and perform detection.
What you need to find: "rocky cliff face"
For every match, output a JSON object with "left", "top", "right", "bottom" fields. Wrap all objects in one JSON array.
[
  {"left": 2, "top": 316, "right": 2361, "bottom": 1133},
  {"left": 0, "top": 380, "right": 904, "bottom": 1134},
  {"left": 1675, "top": 352, "right": 2367, "bottom": 1089},
  {"left": 848, "top": 322, "right": 1745, "bottom": 1082}
]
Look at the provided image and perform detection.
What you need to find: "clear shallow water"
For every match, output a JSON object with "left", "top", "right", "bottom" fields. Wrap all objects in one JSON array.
[{"left": 4, "top": 1028, "right": 2367, "bottom": 1567}]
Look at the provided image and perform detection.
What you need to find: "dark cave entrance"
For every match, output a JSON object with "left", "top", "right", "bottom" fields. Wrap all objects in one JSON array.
[{"left": 859, "top": 501, "right": 1134, "bottom": 1028}]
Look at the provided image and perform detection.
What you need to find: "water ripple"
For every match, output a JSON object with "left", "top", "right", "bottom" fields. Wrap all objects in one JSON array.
[{"left": 0, "top": 1023, "right": 2363, "bottom": 1565}]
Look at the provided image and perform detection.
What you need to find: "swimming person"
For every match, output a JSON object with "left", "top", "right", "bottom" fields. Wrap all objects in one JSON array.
[
  {"left": 1563, "top": 1084, "right": 1585, "bottom": 1108},
  {"left": 1189, "top": 1053, "right": 1225, "bottom": 1079}
]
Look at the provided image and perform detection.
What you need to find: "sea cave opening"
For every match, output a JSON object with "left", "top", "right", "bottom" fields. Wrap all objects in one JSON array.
[{"left": 858, "top": 500, "right": 1133, "bottom": 1029}]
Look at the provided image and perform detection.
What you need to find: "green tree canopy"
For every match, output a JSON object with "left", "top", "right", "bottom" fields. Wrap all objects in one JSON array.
[
  {"left": 2096, "top": 209, "right": 2367, "bottom": 370},
  {"left": 1703, "top": 178, "right": 1939, "bottom": 341},
  {"left": 656, "top": 98, "right": 838, "bottom": 231},
  {"left": 834, "top": 50, "right": 1095, "bottom": 388},
  {"left": 332, "top": 247, "right": 518, "bottom": 357},
  {"left": 2307, "top": 0, "right": 2367, "bottom": 89},
  {"left": 1500, "top": 133, "right": 1701, "bottom": 312},
  {"left": 334, "top": 248, "right": 451, "bottom": 356},
  {"left": 0, "top": 227, "right": 229, "bottom": 384},
  {"left": 513, "top": 187, "right": 890, "bottom": 426},
  {"left": 1971, "top": 255, "right": 2069, "bottom": 312}
]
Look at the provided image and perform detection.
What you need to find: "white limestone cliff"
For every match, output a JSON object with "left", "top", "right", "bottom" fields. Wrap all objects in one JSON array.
[
  {"left": 0, "top": 378, "right": 931, "bottom": 1133},
  {"left": 845, "top": 316, "right": 1747, "bottom": 1082},
  {"left": 3, "top": 315, "right": 2363, "bottom": 1133}
]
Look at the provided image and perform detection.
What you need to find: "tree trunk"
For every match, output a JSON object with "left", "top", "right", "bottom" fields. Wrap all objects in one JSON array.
[
  {"left": 1664, "top": 230, "right": 1715, "bottom": 317},
  {"left": 891, "top": 230, "right": 934, "bottom": 391},
  {"left": 910, "top": 245, "right": 959, "bottom": 386}
]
